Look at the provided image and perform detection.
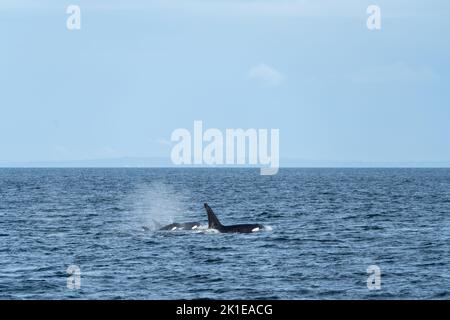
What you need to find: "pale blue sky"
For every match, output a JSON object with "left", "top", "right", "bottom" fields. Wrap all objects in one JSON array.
[{"left": 1, "top": 0, "right": 449, "bottom": 165}]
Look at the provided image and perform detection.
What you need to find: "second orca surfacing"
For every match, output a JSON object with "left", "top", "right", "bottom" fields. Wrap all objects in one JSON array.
[
  {"left": 142, "top": 221, "right": 202, "bottom": 231},
  {"left": 204, "top": 203, "right": 264, "bottom": 233},
  {"left": 159, "top": 222, "right": 202, "bottom": 231}
]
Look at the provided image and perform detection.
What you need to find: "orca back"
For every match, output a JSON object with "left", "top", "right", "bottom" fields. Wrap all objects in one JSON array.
[{"left": 221, "top": 224, "right": 264, "bottom": 233}]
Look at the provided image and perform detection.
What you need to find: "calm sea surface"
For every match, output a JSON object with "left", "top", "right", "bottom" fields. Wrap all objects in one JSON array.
[{"left": 0, "top": 168, "right": 449, "bottom": 299}]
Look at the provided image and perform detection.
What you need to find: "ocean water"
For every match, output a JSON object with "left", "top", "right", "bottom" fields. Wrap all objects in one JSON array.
[{"left": 0, "top": 168, "right": 449, "bottom": 299}]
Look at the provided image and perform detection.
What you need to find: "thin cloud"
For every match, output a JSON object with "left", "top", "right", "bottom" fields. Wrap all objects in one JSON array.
[{"left": 248, "top": 63, "right": 285, "bottom": 87}]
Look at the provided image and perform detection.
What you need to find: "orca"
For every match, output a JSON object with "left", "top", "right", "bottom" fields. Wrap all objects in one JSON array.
[
  {"left": 142, "top": 221, "right": 202, "bottom": 231},
  {"left": 204, "top": 203, "right": 264, "bottom": 233},
  {"left": 159, "top": 222, "right": 202, "bottom": 231}
]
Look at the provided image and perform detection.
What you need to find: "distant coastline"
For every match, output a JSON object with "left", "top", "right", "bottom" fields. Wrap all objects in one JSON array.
[{"left": 1, "top": 157, "right": 450, "bottom": 168}]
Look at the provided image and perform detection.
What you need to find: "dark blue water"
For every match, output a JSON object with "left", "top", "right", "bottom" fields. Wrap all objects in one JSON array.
[{"left": 0, "top": 168, "right": 449, "bottom": 299}]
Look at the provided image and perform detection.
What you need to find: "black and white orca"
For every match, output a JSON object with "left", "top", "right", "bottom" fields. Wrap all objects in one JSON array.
[
  {"left": 204, "top": 203, "right": 264, "bottom": 233},
  {"left": 142, "top": 221, "right": 202, "bottom": 231},
  {"left": 159, "top": 222, "right": 202, "bottom": 231}
]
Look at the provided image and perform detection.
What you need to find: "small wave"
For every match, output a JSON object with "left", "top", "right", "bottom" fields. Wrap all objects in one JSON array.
[{"left": 432, "top": 291, "right": 450, "bottom": 299}]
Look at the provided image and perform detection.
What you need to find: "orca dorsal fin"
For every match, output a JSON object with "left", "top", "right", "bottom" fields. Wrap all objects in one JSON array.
[{"left": 204, "top": 203, "right": 223, "bottom": 229}]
